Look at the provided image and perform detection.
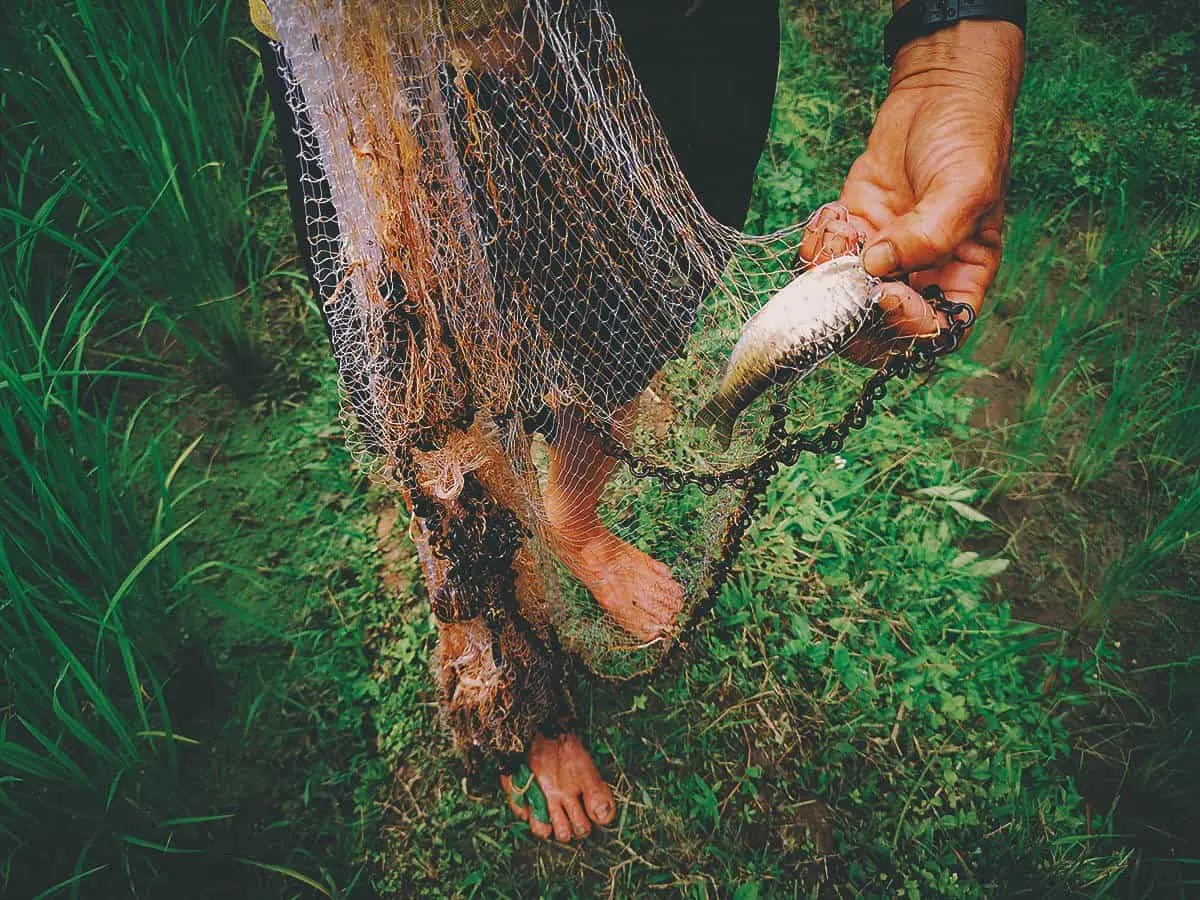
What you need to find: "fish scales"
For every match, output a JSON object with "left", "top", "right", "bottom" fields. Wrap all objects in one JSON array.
[{"left": 696, "top": 255, "right": 879, "bottom": 447}]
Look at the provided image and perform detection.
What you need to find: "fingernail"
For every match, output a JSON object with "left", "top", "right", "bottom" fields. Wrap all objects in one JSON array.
[{"left": 862, "top": 240, "right": 899, "bottom": 277}]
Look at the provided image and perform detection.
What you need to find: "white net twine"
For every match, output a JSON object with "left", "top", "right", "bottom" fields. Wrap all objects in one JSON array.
[{"left": 266, "top": 0, "right": 891, "bottom": 761}]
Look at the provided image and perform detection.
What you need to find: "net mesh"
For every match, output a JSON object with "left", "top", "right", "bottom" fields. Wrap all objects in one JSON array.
[{"left": 266, "top": 0, "right": 891, "bottom": 762}]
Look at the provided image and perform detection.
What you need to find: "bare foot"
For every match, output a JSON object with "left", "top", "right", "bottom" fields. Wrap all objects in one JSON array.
[
  {"left": 501, "top": 732, "right": 616, "bottom": 841},
  {"left": 543, "top": 403, "right": 685, "bottom": 641},
  {"left": 554, "top": 529, "right": 685, "bottom": 642}
]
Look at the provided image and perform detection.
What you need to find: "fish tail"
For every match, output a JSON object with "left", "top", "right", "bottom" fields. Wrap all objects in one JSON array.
[
  {"left": 695, "top": 397, "right": 722, "bottom": 429},
  {"left": 696, "top": 397, "right": 737, "bottom": 450}
]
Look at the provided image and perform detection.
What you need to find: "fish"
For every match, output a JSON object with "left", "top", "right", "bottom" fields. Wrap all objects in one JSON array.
[{"left": 696, "top": 255, "right": 880, "bottom": 448}]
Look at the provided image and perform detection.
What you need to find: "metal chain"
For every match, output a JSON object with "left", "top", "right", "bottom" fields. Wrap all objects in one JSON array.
[
  {"left": 390, "top": 287, "right": 974, "bottom": 759},
  {"left": 583, "top": 286, "right": 975, "bottom": 640}
]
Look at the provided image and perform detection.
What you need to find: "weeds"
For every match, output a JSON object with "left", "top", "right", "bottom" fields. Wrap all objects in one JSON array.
[
  {"left": 1094, "top": 471, "right": 1200, "bottom": 614},
  {"left": 0, "top": 195, "right": 200, "bottom": 895},
  {"left": 1070, "top": 328, "right": 1183, "bottom": 488}
]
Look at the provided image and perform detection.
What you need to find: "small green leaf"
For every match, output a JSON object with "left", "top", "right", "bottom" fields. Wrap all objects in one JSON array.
[{"left": 510, "top": 764, "right": 550, "bottom": 825}]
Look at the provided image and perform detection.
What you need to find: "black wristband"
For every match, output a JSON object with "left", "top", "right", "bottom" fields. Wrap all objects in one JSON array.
[{"left": 884, "top": 0, "right": 1027, "bottom": 65}]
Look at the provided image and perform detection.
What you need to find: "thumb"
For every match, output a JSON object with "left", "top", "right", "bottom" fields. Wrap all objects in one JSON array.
[{"left": 861, "top": 171, "right": 996, "bottom": 277}]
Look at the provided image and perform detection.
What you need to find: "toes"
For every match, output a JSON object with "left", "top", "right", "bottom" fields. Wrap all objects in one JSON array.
[
  {"left": 583, "top": 780, "right": 616, "bottom": 826},
  {"left": 661, "top": 579, "right": 685, "bottom": 612},
  {"left": 624, "top": 594, "right": 675, "bottom": 640},
  {"left": 632, "top": 622, "right": 666, "bottom": 642},
  {"left": 529, "top": 813, "right": 553, "bottom": 840},
  {"left": 631, "top": 610, "right": 671, "bottom": 641},
  {"left": 634, "top": 595, "right": 673, "bottom": 624},
  {"left": 579, "top": 540, "right": 684, "bottom": 641},
  {"left": 646, "top": 578, "right": 685, "bottom": 623},
  {"left": 547, "top": 798, "right": 575, "bottom": 842},
  {"left": 563, "top": 794, "right": 592, "bottom": 839},
  {"left": 648, "top": 555, "right": 674, "bottom": 578},
  {"left": 649, "top": 604, "right": 679, "bottom": 634}
]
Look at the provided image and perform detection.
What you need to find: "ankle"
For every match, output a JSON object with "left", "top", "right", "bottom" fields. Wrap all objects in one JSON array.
[{"left": 548, "top": 514, "right": 609, "bottom": 551}]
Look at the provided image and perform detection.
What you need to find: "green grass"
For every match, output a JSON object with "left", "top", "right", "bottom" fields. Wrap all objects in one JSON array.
[
  {"left": 1, "top": 0, "right": 1198, "bottom": 896},
  {"left": 0, "top": 123, "right": 335, "bottom": 900},
  {"left": 0, "top": 185, "right": 200, "bottom": 896},
  {"left": 0, "top": 0, "right": 287, "bottom": 385},
  {"left": 1095, "top": 471, "right": 1200, "bottom": 615}
]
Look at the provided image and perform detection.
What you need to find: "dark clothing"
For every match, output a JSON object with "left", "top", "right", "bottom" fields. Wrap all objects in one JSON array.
[{"left": 608, "top": 0, "right": 780, "bottom": 229}]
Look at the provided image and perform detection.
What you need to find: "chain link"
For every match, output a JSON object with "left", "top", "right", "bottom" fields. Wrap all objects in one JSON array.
[
  {"left": 581, "top": 286, "right": 974, "bottom": 641},
  {"left": 392, "top": 286, "right": 973, "bottom": 756}
]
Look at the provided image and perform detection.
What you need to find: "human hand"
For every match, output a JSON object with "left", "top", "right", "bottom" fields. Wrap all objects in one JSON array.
[{"left": 799, "top": 17, "right": 1024, "bottom": 365}]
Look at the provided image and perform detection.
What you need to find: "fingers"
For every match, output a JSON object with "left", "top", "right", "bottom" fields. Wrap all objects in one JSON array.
[
  {"left": 878, "top": 282, "right": 942, "bottom": 340},
  {"left": 842, "top": 281, "right": 941, "bottom": 367},
  {"left": 908, "top": 199, "right": 1005, "bottom": 311},
  {"left": 798, "top": 202, "right": 863, "bottom": 271},
  {"left": 861, "top": 169, "right": 999, "bottom": 278},
  {"left": 845, "top": 187, "right": 1004, "bottom": 368}
]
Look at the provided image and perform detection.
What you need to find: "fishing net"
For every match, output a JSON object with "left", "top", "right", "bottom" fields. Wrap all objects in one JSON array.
[{"left": 263, "top": 0, "right": 965, "bottom": 767}]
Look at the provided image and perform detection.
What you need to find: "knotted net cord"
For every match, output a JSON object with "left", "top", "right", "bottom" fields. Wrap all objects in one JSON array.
[{"left": 265, "top": 0, "right": 957, "bottom": 765}]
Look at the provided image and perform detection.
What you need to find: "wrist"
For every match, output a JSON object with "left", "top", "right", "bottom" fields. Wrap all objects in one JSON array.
[{"left": 890, "top": 18, "right": 1025, "bottom": 109}]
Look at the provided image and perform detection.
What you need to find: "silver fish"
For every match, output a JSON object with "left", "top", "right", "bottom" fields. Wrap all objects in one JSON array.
[{"left": 696, "top": 255, "right": 879, "bottom": 447}]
